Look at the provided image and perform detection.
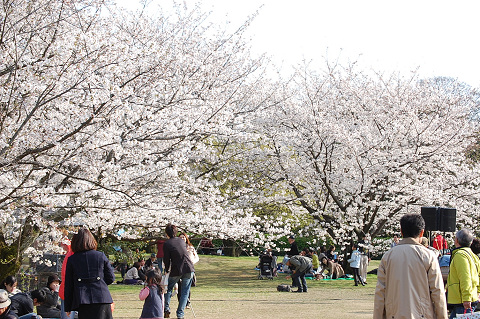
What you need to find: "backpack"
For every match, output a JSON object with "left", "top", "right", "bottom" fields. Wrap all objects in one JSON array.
[{"left": 277, "top": 284, "right": 291, "bottom": 292}]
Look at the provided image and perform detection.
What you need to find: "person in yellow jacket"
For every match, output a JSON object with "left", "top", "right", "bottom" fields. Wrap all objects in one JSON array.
[{"left": 447, "top": 229, "right": 480, "bottom": 318}]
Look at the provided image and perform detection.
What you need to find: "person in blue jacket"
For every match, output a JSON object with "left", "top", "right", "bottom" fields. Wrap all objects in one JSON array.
[
  {"left": 348, "top": 243, "right": 365, "bottom": 286},
  {"left": 64, "top": 227, "right": 115, "bottom": 319}
]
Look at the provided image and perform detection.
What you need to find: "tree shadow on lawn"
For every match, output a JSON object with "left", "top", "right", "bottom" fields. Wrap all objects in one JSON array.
[
  {"left": 194, "top": 255, "right": 368, "bottom": 290},
  {"left": 110, "top": 256, "right": 377, "bottom": 319}
]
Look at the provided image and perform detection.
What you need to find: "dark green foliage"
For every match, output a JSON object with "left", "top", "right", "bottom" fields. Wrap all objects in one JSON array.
[
  {"left": 99, "top": 238, "right": 149, "bottom": 266},
  {"left": 0, "top": 242, "right": 20, "bottom": 277}
]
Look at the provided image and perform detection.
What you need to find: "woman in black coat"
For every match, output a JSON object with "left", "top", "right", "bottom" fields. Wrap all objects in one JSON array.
[{"left": 64, "top": 228, "right": 115, "bottom": 319}]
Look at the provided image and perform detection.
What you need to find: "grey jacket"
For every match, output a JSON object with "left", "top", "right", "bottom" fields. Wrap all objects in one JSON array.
[{"left": 289, "top": 255, "right": 312, "bottom": 273}]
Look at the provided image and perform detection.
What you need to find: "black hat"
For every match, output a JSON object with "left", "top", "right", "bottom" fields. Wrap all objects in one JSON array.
[{"left": 47, "top": 274, "right": 61, "bottom": 286}]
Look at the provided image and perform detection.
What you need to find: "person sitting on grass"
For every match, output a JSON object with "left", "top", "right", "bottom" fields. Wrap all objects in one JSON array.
[
  {"left": 138, "top": 258, "right": 147, "bottom": 282},
  {"left": 0, "top": 277, "right": 20, "bottom": 298},
  {"left": 124, "top": 262, "right": 144, "bottom": 285},
  {"left": 10, "top": 289, "right": 46, "bottom": 319},
  {"left": 37, "top": 274, "right": 62, "bottom": 318},
  {"left": 326, "top": 245, "right": 336, "bottom": 261},
  {"left": 302, "top": 248, "right": 319, "bottom": 274},
  {"left": 320, "top": 255, "right": 345, "bottom": 279},
  {"left": 145, "top": 254, "right": 157, "bottom": 271},
  {"left": 0, "top": 289, "right": 17, "bottom": 319}
]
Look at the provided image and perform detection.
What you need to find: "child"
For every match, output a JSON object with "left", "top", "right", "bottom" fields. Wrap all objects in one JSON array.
[
  {"left": 139, "top": 270, "right": 164, "bottom": 319},
  {"left": 348, "top": 243, "right": 365, "bottom": 286}
]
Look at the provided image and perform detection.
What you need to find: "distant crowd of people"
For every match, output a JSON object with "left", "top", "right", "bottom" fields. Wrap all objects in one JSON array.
[
  {"left": 5, "top": 214, "right": 480, "bottom": 319},
  {"left": 0, "top": 223, "right": 198, "bottom": 319},
  {"left": 275, "top": 234, "right": 373, "bottom": 293}
]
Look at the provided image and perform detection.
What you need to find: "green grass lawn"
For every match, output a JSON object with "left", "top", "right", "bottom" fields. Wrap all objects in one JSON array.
[{"left": 109, "top": 255, "right": 378, "bottom": 319}]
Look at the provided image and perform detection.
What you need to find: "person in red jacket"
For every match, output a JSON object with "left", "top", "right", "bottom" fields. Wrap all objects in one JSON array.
[
  {"left": 59, "top": 238, "right": 75, "bottom": 319},
  {"left": 433, "top": 232, "right": 448, "bottom": 252},
  {"left": 156, "top": 239, "right": 165, "bottom": 273}
]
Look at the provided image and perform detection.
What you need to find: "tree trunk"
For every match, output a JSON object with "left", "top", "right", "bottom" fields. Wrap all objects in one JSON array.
[
  {"left": 222, "top": 239, "right": 242, "bottom": 257},
  {"left": 0, "top": 218, "right": 39, "bottom": 276}
]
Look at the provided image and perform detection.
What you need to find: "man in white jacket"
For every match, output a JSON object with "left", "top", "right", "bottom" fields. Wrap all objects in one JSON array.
[{"left": 373, "top": 213, "right": 447, "bottom": 319}]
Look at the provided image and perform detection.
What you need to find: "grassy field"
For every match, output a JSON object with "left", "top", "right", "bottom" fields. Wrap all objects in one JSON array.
[{"left": 109, "top": 255, "right": 378, "bottom": 319}]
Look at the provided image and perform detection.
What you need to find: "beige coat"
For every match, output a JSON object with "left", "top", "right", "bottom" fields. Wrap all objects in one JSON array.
[
  {"left": 373, "top": 238, "right": 448, "bottom": 319},
  {"left": 321, "top": 259, "right": 345, "bottom": 278}
]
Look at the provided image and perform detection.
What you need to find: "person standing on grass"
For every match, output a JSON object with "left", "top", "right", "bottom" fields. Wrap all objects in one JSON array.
[
  {"left": 163, "top": 224, "right": 195, "bottom": 319},
  {"left": 390, "top": 234, "right": 400, "bottom": 248},
  {"left": 64, "top": 227, "right": 115, "bottom": 319},
  {"left": 156, "top": 239, "right": 166, "bottom": 273},
  {"left": 286, "top": 255, "right": 312, "bottom": 293},
  {"left": 348, "top": 243, "right": 365, "bottom": 286},
  {"left": 358, "top": 235, "right": 371, "bottom": 284},
  {"left": 446, "top": 229, "right": 480, "bottom": 318},
  {"left": 139, "top": 270, "right": 164, "bottom": 319},
  {"left": 287, "top": 236, "right": 299, "bottom": 257},
  {"left": 433, "top": 232, "right": 447, "bottom": 253},
  {"left": 59, "top": 236, "right": 76, "bottom": 319},
  {"left": 374, "top": 213, "right": 447, "bottom": 319},
  {"left": 177, "top": 232, "right": 199, "bottom": 309},
  {"left": 283, "top": 236, "right": 299, "bottom": 283}
]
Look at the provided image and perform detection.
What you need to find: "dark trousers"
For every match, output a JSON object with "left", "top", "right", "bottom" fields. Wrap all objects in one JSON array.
[
  {"left": 352, "top": 267, "right": 364, "bottom": 285},
  {"left": 78, "top": 303, "right": 112, "bottom": 319},
  {"left": 292, "top": 270, "right": 307, "bottom": 292}
]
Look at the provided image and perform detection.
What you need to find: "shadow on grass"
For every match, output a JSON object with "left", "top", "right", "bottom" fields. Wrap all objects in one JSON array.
[{"left": 110, "top": 255, "right": 379, "bottom": 319}]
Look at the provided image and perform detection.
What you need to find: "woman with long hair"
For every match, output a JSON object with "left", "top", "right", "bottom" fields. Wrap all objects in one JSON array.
[
  {"left": 64, "top": 227, "right": 115, "bottom": 319},
  {"left": 179, "top": 233, "right": 199, "bottom": 264},
  {"left": 177, "top": 232, "right": 198, "bottom": 309}
]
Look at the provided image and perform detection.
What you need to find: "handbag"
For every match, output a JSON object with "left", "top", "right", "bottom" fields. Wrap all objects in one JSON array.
[
  {"left": 160, "top": 272, "right": 169, "bottom": 289},
  {"left": 456, "top": 310, "right": 480, "bottom": 319},
  {"left": 188, "top": 248, "right": 199, "bottom": 264},
  {"left": 160, "top": 272, "right": 178, "bottom": 295},
  {"left": 276, "top": 284, "right": 291, "bottom": 292}
]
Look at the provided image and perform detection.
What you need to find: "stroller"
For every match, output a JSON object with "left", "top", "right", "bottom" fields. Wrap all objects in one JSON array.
[{"left": 257, "top": 253, "right": 277, "bottom": 280}]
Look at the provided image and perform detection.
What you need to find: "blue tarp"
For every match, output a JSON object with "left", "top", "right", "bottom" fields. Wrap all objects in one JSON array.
[{"left": 439, "top": 254, "right": 451, "bottom": 267}]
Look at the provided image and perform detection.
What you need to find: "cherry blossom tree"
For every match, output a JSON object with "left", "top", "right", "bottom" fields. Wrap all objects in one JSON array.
[
  {"left": 3, "top": 0, "right": 480, "bottom": 276},
  {"left": 218, "top": 62, "right": 480, "bottom": 254},
  {"left": 0, "top": 0, "right": 276, "bottom": 273}
]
